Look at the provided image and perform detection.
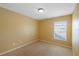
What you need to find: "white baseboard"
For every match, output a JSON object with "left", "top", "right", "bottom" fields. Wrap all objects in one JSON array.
[
  {"left": 0, "top": 39, "right": 38, "bottom": 55},
  {"left": 40, "top": 40, "right": 72, "bottom": 48},
  {"left": 40, "top": 40, "right": 52, "bottom": 44}
]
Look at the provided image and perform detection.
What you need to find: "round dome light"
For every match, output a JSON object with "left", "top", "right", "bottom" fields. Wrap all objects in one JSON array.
[{"left": 38, "top": 8, "right": 44, "bottom": 13}]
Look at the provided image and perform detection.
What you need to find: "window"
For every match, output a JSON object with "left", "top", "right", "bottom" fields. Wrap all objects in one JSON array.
[{"left": 54, "top": 21, "right": 67, "bottom": 41}]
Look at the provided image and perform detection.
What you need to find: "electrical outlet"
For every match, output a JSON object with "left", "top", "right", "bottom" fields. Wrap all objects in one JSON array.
[{"left": 12, "top": 42, "right": 15, "bottom": 46}]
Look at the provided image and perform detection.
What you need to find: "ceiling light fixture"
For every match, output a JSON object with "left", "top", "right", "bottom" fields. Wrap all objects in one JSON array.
[{"left": 38, "top": 8, "right": 44, "bottom": 13}]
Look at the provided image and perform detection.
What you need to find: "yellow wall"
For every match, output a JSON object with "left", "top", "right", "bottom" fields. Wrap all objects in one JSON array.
[
  {"left": 72, "top": 4, "right": 79, "bottom": 56},
  {"left": 39, "top": 15, "right": 72, "bottom": 48},
  {"left": 0, "top": 7, "right": 39, "bottom": 53}
]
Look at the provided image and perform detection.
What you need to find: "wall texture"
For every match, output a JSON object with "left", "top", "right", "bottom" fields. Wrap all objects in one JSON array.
[
  {"left": 0, "top": 7, "right": 39, "bottom": 53},
  {"left": 39, "top": 15, "right": 72, "bottom": 48},
  {"left": 72, "top": 4, "right": 79, "bottom": 56}
]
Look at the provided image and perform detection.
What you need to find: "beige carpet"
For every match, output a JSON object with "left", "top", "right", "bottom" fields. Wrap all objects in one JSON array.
[{"left": 2, "top": 41, "right": 72, "bottom": 56}]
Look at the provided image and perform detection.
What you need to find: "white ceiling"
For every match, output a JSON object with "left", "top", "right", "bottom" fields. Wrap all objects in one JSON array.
[{"left": 0, "top": 3, "right": 76, "bottom": 20}]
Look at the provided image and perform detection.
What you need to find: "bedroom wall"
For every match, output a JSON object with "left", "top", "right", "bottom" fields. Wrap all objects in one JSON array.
[
  {"left": 0, "top": 7, "right": 39, "bottom": 53},
  {"left": 39, "top": 15, "right": 72, "bottom": 48}
]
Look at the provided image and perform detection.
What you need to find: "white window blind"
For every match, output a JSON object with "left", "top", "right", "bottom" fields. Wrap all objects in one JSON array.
[{"left": 54, "top": 21, "right": 67, "bottom": 41}]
